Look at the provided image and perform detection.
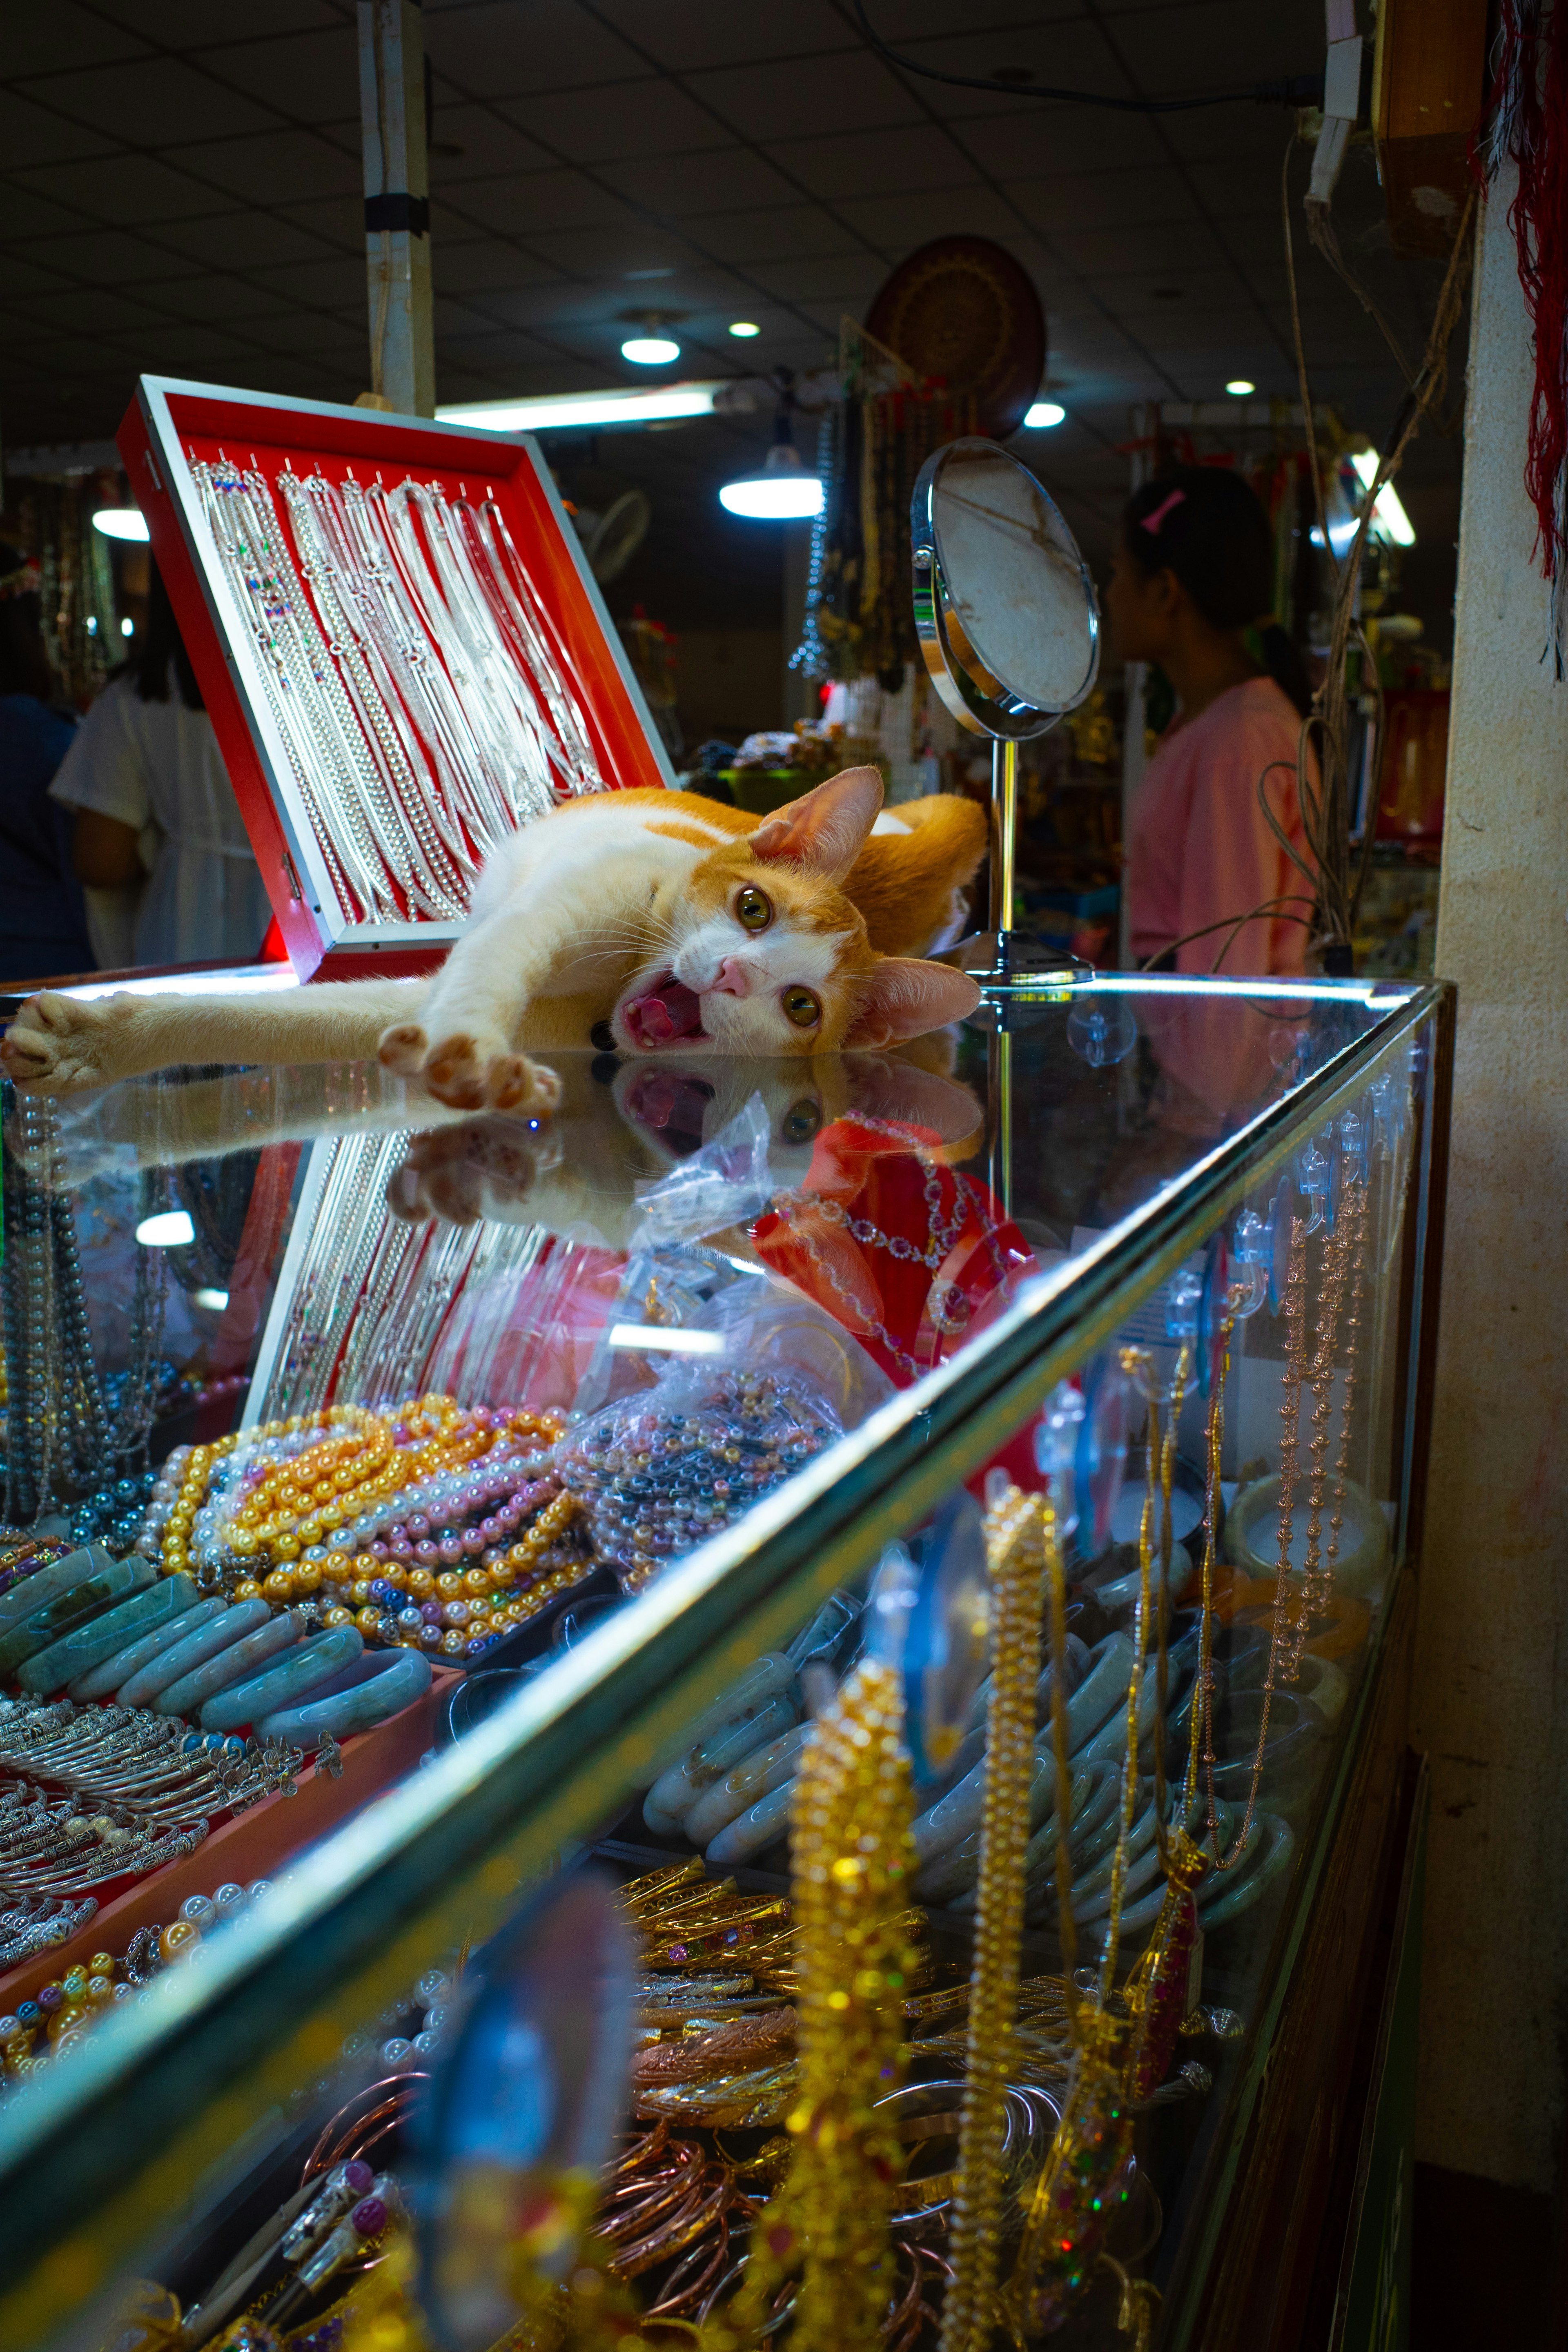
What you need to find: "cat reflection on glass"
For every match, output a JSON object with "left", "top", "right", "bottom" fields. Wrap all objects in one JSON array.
[{"left": 2, "top": 767, "right": 985, "bottom": 1106}]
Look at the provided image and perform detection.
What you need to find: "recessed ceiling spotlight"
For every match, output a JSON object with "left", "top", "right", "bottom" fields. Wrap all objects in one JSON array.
[
  {"left": 623, "top": 334, "right": 680, "bottom": 365},
  {"left": 1023, "top": 401, "right": 1065, "bottom": 429},
  {"left": 1226, "top": 378, "right": 1256, "bottom": 396},
  {"left": 728, "top": 321, "right": 761, "bottom": 338},
  {"left": 93, "top": 508, "right": 149, "bottom": 541}
]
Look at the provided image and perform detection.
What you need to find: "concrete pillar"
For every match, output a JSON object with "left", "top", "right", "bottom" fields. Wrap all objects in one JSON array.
[{"left": 1414, "top": 160, "right": 1568, "bottom": 2193}]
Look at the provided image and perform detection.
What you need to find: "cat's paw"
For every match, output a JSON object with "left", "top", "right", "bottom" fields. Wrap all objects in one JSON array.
[
  {"left": 0, "top": 991, "right": 135, "bottom": 1094},
  {"left": 378, "top": 1021, "right": 429, "bottom": 1078},
  {"left": 387, "top": 1118, "right": 546, "bottom": 1227},
  {"left": 386, "top": 1024, "right": 561, "bottom": 1116}
]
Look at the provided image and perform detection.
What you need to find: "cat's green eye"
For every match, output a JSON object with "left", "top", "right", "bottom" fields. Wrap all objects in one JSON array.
[
  {"left": 783, "top": 987, "right": 821, "bottom": 1029},
  {"left": 736, "top": 886, "right": 773, "bottom": 931},
  {"left": 783, "top": 1099, "right": 821, "bottom": 1142}
]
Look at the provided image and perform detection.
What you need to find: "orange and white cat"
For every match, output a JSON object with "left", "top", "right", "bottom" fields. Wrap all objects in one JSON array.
[{"left": 2, "top": 767, "right": 986, "bottom": 1108}]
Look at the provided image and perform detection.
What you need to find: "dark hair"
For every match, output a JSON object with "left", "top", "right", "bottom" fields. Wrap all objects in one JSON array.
[
  {"left": 1121, "top": 466, "right": 1312, "bottom": 718},
  {"left": 129, "top": 560, "right": 205, "bottom": 710}
]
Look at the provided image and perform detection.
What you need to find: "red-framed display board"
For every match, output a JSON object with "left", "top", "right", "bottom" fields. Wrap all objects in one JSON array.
[{"left": 117, "top": 378, "right": 674, "bottom": 979}]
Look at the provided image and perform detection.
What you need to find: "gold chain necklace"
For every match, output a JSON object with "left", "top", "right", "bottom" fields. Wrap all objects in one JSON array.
[{"left": 937, "top": 1485, "right": 1045, "bottom": 2352}]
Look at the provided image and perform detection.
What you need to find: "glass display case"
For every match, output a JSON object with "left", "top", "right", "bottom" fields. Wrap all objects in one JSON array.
[{"left": 0, "top": 969, "right": 1451, "bottom": 2352}]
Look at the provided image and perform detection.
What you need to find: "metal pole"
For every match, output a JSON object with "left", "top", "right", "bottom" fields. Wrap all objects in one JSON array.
[
  {"left": 1119, "top": 400, "right": 1158, "bottom": 966},
  {"left": 990, "top": 735, "right": 1018, "bottom": 940},
  {"left": 357, "top": 0, "right": 435, "bottom": 418}
]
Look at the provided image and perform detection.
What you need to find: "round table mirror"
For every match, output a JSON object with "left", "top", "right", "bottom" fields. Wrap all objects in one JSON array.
[
  {"left": 913, "top": 437, "right": 1099, "bottom": 739},
  {"left": 911, "top": 438, "right": 1100, "bottom": 991}
]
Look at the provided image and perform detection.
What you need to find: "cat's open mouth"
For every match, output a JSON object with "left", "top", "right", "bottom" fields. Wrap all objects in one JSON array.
[
  {"left": 619, "top": 973, "right": 708, "bottom": 1049},
  {"left": 621, "top": 1067, "right": 717, "bottom": 1156}
]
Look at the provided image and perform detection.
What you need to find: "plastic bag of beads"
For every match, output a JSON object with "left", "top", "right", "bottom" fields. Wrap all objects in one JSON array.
[{"left": 557, "top": 1359, "right": 842, "bottom": 1595}]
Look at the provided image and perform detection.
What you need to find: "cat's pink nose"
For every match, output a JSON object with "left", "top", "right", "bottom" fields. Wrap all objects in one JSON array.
[{"left": 710, "top": 957, "right": 753, "bottom": 997}]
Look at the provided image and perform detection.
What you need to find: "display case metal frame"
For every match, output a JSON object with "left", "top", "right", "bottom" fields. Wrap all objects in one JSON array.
[{"left": 0, "top": 973, "right": 1453, "bottom": 2352}]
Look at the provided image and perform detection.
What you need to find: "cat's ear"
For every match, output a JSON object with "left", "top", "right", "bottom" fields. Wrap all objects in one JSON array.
[
  {"left": 747, "top": 765, "right": 883, "bottom": 882},
  {"left": 843, "top": 958, "right": 981, "bottom": 1047}
]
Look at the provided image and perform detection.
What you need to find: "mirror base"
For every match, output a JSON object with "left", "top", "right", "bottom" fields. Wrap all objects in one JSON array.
[{"left": 935, "top": 929, "right": 1092, "bottom": 987}]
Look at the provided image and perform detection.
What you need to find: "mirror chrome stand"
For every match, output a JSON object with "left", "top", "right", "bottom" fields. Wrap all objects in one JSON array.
[{"left": 911, "top": 438, "right": 1101, "bottom": 994}]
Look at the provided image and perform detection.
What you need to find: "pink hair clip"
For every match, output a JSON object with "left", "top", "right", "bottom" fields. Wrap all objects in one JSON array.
[{"left": 1140, "top": 488, "right": 1187, "bottom": 535}]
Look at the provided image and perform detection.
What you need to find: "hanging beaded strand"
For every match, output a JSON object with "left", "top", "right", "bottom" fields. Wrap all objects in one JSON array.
[
  {"left": 715, "top": 1654, "right": 917, "bottom": 2352},
  {"left": 1005, "top": 1493, "right": 1143, "bottom": 2342},
  {"left": 937, "top": 1483, "right": 1045, "bottom": 2352}
]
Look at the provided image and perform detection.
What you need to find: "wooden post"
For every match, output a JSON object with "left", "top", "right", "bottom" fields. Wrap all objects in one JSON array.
[{"left": 357, "top": 0, "right": 434, "bottom": 418}]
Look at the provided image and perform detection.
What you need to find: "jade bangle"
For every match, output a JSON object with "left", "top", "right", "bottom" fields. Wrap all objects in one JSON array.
[
  {"left": 156, "top": 1610, "right": 304, "bottom": 1719},
  {"left": 0, "top": 1543, "right": 115, "bottom": 1632},
  {"left": 70, "top": 1591, "right": 225, "bottom": 1701},
  {"left": 117, "top": 1598, "right": 272, "bottom": 1708},
  {"left": 0, "top": 1555, "right": 154, "bottom": 1678},
  {"left": 254, "top": 1648, "right": 430, "bottom": 1748},
  {"left": 21, "top": 1572, "right": 194, "bottom": 1697},
  {"left": 1222, "top": 1474, "right": 1390, "bottom": 1595},
  {"left": 200, "top": 1624, "right": 365, "bottom": 1734},
  {"left": 1197, "top": 1812, "right": 1296, "bottom": 1927}
]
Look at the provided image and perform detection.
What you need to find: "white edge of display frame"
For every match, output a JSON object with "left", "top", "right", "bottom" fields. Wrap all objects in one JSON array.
[{"left": 133, "top": 375, "right": 679, "bottom": 964}]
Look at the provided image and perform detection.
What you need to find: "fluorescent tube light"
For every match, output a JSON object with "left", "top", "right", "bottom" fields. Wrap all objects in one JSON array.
[
  {"left": 435, "top": 385, "right": 721, "bottom": 432},
  {"left": 608, "top": 1324, "right": 726, "bottom": 1355},
  {"left": 137, "top": 1210, "right": 196, "bottom": 1249},
  {"left": 1350, "top": 450, "right": 1416, "bottom": 546}
]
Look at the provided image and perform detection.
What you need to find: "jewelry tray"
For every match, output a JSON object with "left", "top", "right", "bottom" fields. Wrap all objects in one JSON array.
[{"left": 117, "top": 376, "right": 675, "bottom": 980}]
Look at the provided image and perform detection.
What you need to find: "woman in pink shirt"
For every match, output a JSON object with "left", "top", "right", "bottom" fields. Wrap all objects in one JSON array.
[{"left": 1114, "top": 468, "right": 1317, "bottom": 976}]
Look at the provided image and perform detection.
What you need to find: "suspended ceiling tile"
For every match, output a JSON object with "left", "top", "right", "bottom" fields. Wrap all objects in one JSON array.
[
  {"left": 590, "top": 0, "right": 859, "bottom": 72},
  {"left": 430, "top": 237, "right": 568, "bottom": 296},
  {"left": 0, "top": 90, "right": 122, "bottom": 170},
  {"left": 135, "top": 273, "right": 302, "bottom": 324},
  {"left": 13, "top": 284, "right": 174, "bottom": 335},
  {"left": 249, "top": 254, "right": 368, "bottom": 308},
  {"left": 683, "top": 49, "right": 918, "bottom": 143},
  {"left": 744, "top": 253, "right": 887, "bottom": 305},
  {"left": 173, "top": 128, "right": 364, "bottom": 205},
  {"left": 197, "top": 29, "right": 358, "bottom": 123},
  {"left": 693, "top": 203, "right": 866, "bottom": 265},
  {"left": 124, "top": 318, "right": 329, "bottom": 370},
  {"left": 1124, "top": 0, "right": 1320, "bottom": 89},
  {"left": 36, "top": 59, "right": 281, "bottom": 145},
  {"left": 5, "top": 1, "right": 152, "bottom": 78},
  {"left": 422, "top": 2, "right": 648, "bottom": 99},
  {"left": 1049, "top": 216, "right": 1228, "bottom": 274},
  {"left": 831, "top": 185, "right": 1020, "bottom": 248},
  {"left": 149, "top": 210, "right": 342, "bottom": 272},
  {"left": 519, "top": 221, "right": 710, "bottom": 278},
  {"left": 497, "top": 77, "right": 730, "bottom": 165},
  {"left": 270, "top": 194, "right": 364, "bottom": 250},
  {"left": 90, "top": 0, "right": 342, "bottom": 39},
  {"left": 597, "top": 146, "right": 798, "bottom": 218},
  {"left": 768, "top": 122, "right": 978, "bottom": 203},
  {"left": 7, "top": 152, "right": 221, "bottom": 224},
  {"left": 19, "top": 229, "right": 201, "bottom": 287},
  {"left": 950, "top": 102, "right": 1165, "bottom": 183},
  {"left": 0, "top": 184, "right": 97, "bottom": 239},
  {"left": 425, "top": 104, "right": 555, "bottom": 183},
  {"left": 0, "top": 253, "right": 76, "bottom": 300},
  {"left": 445, "top": 168, "right": 637, "bottom": 238}
]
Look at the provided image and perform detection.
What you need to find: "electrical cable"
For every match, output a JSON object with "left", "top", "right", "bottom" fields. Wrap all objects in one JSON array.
[{"left": 851, "top": 0, "right": 1323, "bottom": 115}]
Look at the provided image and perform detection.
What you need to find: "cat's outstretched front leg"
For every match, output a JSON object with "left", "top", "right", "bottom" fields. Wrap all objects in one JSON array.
[
  {"left": 2, "top": 979, "right": 423, "bottom": 1095},
  {"left": 376, "top": 908, "right": 564, "bottom": 1115}
]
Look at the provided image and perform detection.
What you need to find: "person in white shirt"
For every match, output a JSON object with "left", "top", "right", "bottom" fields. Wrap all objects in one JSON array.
[{"left": 49, "top": 563, "right": 271, "bottom": 969}]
